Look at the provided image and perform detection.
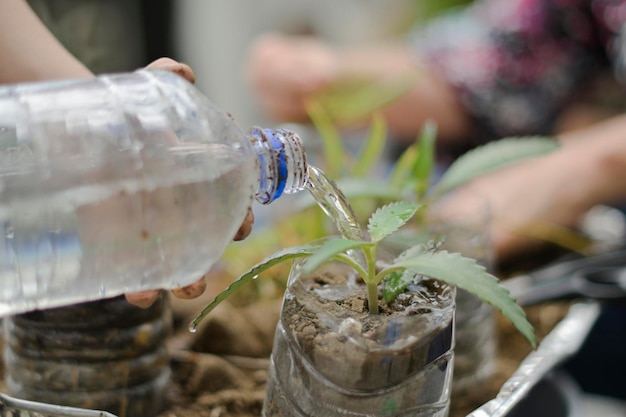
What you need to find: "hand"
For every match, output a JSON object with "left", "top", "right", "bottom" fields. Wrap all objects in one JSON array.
[
  {"left": 246, "top": 33, "right": 338, "bottom": 123},
  {"left": 246, "top": 33, "right": 473, "bottom": 142},
  {"left": 145, "top": 57, "right": 196, "bottom": 84},
  {"left": 125, "top": 58, "right": 255, "bottom": 308},
  {"left": 434, "top": 150, "right": 596, "bottom": 263}
]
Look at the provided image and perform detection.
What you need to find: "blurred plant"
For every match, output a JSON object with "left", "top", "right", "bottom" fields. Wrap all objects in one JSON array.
[
  {"left": 217, "top": 74, "right": 582, "bottom": 308},
  {"left": 413, "top": 0, "right": 475, "bottom": 22},
  {"left": 193, "top": 199, "right": 537, "bottom": 347}
]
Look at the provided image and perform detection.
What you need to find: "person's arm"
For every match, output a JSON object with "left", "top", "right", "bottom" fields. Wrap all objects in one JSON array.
[
  {"left": 438, "top": 114, "right": 626, "bottom": 262},
  {"left": 248, "top": 0, "right": 606, "bottom": 147},
  {"left": 0, "top": 0, "right": 92, "bottom": 82},
  {"left": 0, "top": 0, "right": 245, "bottom": 305},
  {"left": 246, "top": 33, "right": 474, "bottom": 145}
]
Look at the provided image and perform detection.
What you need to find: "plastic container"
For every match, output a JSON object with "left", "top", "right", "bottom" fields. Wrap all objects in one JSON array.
[
  {"left": 0, "top": 69, "right": 308, "bottom": 317},
  {"left": 4, "top": 295, "right": 172, "bottom": 417},
  {"left": 263, "top": 256, "right": 456, "bottom": 417},
  {"left": 424, "top": 194, "right": 497, "bottom": 394}
]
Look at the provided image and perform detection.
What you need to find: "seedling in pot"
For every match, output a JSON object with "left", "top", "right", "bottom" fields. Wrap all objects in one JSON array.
[{"left": 191, "top": 200, "right": 537, "bottom": 347}]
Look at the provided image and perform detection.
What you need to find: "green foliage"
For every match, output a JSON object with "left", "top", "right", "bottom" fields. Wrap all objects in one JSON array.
[
  {"left": 394, "top": 251, "right": 536, "bottom": 345},
  {"left": 302, "top": 237, "right": 365, "bottom": 275},
  {"left": 194, "top": 201, "right": 537, "bottom": 347},
  {"left": 414, "top": 0, "right": 475, "bottom": 21},
  {"left": 190, "top": 243, "right": 322, "bottom": 331},
  {"left": 411, "top": 121, "right": 437, "bottom": 198},
  {"left": 368, "top": 201, "right": 421, "bottom": 242},
  {"left": 432, "top": 136, "right": 560, "bottom": 197},
  {"left": 352, "top": 113, "right": 388, "bottom": 178},
  {"left": 383, "top": 240, "right": 440, "bottom": 303},
  {"left": 310, "top": 75, "right": 419, "bottom": 125},
  {"left": 210, "top": 74, "right": 559, "bottom": 349},
  {"left": 306, "top": 100, "right": 346, "bottom": 178}
]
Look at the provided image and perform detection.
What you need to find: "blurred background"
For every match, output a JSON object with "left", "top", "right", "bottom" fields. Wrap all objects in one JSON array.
[
  {"left": 28, "top": 0, "right": 459, "bottom": 129},
  {"left": 172, "top": 0, "right": 421, "bottom": 129},
  {"left": 24, "top": 1, "right": 626, "bottom": 416}
]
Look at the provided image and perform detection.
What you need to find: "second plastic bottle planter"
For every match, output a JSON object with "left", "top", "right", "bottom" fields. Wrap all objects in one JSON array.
[
  {"left": 263, "top": 257, "right": 456, "bottom": 417},
  {"left": 4, "top": 295, "right": 172, "bottom": 417}
]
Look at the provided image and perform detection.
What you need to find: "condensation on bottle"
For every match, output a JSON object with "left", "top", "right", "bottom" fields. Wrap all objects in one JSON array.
[{"left": 0, "top": 69, "right": 309, "bottom": 317}]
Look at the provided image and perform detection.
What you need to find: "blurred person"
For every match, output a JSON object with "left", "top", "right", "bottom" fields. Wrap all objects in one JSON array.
[
  {"left": 0, "top": 0, "right": 254, "bottom": 307},
  {"left": 247, "top": 0, "right": 626, "bottom": 144},
  {"left": 247, "top": 0, "right": 626, "bottom": 261},
  {"left": 437, "top": 116, "right": 626, "bottom": 261}
]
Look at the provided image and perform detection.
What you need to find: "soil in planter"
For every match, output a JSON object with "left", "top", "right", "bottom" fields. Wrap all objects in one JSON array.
[
  {"left": 263, "top": 261, "right": 455, "bottom": 416},
  {"left": 0, "top": 295, "right": 569, "bottom": 417}
]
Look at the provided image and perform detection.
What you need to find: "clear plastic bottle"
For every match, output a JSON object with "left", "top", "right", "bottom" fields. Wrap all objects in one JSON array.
[{"left": 0, "top": 69, "right": 308, "bottom": 317}]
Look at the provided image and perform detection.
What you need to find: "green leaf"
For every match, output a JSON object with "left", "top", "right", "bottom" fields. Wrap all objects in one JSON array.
[
  {"left": 389, "top": 142, "right": 419, "bottom": 193},
  {"left": 190, "top": 243, "right": 321, "bottom": 330},
  {"left": 394, "top": 251, "right": 537, "bottom": 347},
  {"left": 433, "top": 136, "right": 559, "bottom": 196},
  {"left": 382, "top": 239, "right": 446, "bottom": 302},
  {"left": 412, "top": 121, "right": 437, "bottom": 198},
  {"left": 380, "top": 397, "right": 398, "bottom": 415},
  {"left": 352, "top": 113, "right": 387, "bottom": 178},
  {"left": 368, "top": 201, "right": 421, "bottom": 243},
  {"left": 314, "top": 75, "right": 418, "bottom": 124},
  {"left": 383, "top": 269, "right": 417, "bottom": 303},
  {"left": 302, "top": 237, "right": 365, "bottom": 275},
  {"left": 306, "top": 99, "right": 346, "bottom": 178}
]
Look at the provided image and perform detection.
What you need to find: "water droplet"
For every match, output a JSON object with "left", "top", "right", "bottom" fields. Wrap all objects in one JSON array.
[{"left": 188, "top": 321, "right": 198, "bottom": 333}]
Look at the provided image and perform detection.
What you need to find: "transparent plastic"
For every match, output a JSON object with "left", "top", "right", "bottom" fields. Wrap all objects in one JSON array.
[
  {"left": 263, "top": 257, "right": 455, "bottom": 417},
  {"left": 4, "top": 295, "right": 171, "bottom": 417},
  {"left": 0, "top": 70, "right": 308, "bottom": 317},
  {"left": 424, "top": 194, "right": 496, "bottom": 394}
]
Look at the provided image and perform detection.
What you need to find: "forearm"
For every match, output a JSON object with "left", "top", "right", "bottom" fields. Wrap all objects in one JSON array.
[
  {"left": 556, "top": 114, "right": 626, "bottom": 208},
  {"left": 335, "top": 44, "right": 475, "bottom": 144},
  {"left": 0, "top": 0, "right": 92, "bottom": 84}
]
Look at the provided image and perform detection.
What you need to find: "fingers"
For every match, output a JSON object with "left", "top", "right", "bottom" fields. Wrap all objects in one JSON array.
[
  {"left": 126, "top": 276, "right": 208, "bottom": 308},
  {"left": 171, "top": 276, "right": 208, "bottom": 300},
  {"left": 234, "top": 207, "right": 255, "bottom": 241},
  {"left": 145, "top": 57, "right": 196, "bottom": 84},
  {"left": 125, "top": 290, "right": 161, "bottom": 308}
]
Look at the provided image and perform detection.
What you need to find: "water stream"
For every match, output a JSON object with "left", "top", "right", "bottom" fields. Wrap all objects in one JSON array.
[
  {"left": 188, "top": 165, "right": 364, "bottom": 333},
  {"left": 305, "top": 166, "right": 366, "bottom": 242}
]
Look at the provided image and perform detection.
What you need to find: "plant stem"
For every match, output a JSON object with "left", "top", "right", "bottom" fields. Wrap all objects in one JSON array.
[
  {"left": 366, "top": 245, "right": 379, "bottom": 314},
  {"left": 367, "top": 282, "right": 379, "bottom": 314}
]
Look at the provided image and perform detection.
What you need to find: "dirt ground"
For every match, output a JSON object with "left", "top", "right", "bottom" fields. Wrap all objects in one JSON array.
[
  {"left": 159, "top": 295, "right": 570, "bottom": 417},
  {"left": 0, "top": 292, "right": 570, "bottom": 417}
]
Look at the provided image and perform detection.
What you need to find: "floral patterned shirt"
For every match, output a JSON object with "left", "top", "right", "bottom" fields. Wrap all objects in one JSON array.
[{"left": 413, "top": 0, "right": 626, "bottom": 140}]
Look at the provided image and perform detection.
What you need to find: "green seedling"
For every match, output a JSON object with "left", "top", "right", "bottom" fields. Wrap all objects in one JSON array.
[
  {"left": 192, "top": 200, "right": 537, "bottom": 347},
  {"left": 207, "top": 75, "right": 564, "bottom": 348}
]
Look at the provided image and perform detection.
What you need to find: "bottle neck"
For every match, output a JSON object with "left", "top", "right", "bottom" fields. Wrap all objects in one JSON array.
[{"left": 248, "top": 127, "right": 308, "bottom": 204}]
